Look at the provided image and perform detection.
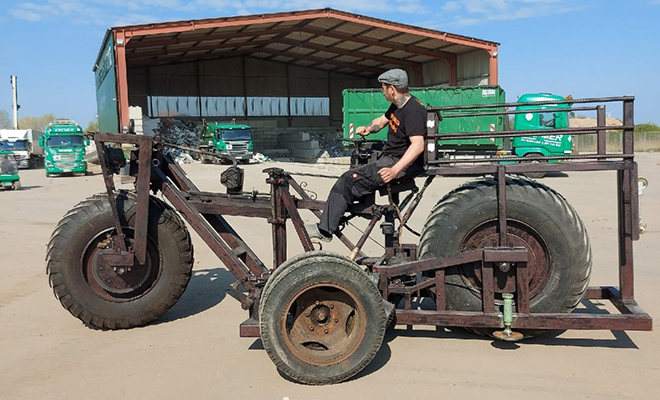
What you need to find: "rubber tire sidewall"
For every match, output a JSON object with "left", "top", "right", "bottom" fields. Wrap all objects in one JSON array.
[
  {"left": 48, "top": 192, "right": 193, "bottom": 328},
  {"left": 419, "top": 179, "right": 591, "bottom": 314},
  {"left": 260, "top": 251, "right": 386, "bottom": 385}
]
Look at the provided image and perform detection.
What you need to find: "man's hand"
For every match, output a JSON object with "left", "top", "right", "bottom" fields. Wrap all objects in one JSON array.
[
  {"left": 378, "top": 166, "right": 400, "bottom": 183},
  {"left": 355, "top": 126, "right": 370, "bottom": 137}
]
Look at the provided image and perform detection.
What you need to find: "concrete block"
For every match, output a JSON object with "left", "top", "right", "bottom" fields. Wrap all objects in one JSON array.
[
  {"left": 280, "top": 132, "right": 310, "bottom": 142},
  {"left": 286, "top": 140, "right": 320, "bottom": 150},
  {"left": 290, "top": 149, "right": 323, "bottom": 159}
]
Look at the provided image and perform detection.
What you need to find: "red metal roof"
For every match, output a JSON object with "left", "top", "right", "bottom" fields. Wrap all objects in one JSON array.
[{"left": 103, "top": 8, "right": 498, "bottom": 76}]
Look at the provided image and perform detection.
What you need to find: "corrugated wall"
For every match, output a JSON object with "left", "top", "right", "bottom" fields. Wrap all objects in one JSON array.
[
  {"left": 421, "top": 50, "right": 491, "bottom": 87},
  {"left": 127, "top": 57, "right": 371, "bottom": 128}
]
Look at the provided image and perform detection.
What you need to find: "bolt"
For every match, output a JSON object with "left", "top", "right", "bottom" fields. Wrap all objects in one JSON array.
[
  {"left": 499, "top": 262, "right": 511, "bottom": 273},
  {"left": 305, "top": 312, "right": 310, "bottom": 318},
  {"left": 315, "top": 300, "right": 320, "bottom": 306},
  {"left": 309, "top": 326, "right": 314, "bottom": 331},
  {"left": 99, "top": 266, "right": 104, "bottom": 271},
  {"left": 324, "top": 329, "right": 329, "bottom": 334},
  {"left": 317, "top": 311, "right": 327, "bottom": 323},
  {"left": 334, "top": 318, "right": 338, "bottom": 323},
  {"left": 329, "top": 304, "right": 334, "bottom": 309}
]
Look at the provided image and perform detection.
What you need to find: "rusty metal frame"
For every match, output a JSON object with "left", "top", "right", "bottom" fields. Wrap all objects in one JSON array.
[{"left": 92, "top": 94, "right": 650, "bottom": 340}]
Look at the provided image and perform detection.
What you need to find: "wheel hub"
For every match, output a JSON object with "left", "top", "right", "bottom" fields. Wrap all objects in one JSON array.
[
  {"left": 461, "top": 221, "right": 550, "bottom": 300},
  {"left": 283, "top": 284, "right": 366, "bottom": 366},
  {"left": 84, "top": 230, "right": 160, "bottom": 301}
]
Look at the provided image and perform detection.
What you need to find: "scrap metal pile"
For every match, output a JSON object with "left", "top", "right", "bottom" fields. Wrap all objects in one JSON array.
[{"left": 147, "top": 117, "right": 202, "bottom": 164}]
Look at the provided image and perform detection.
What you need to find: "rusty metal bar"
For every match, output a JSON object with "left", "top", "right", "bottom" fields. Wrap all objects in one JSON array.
[
  {"left": 133, "top": 140, "right": 152, "bottom": 265},
  {"left": 154, "top": 169, "right": 255, "bottom": 289},
  {"left": 425, "top": 111, "right": 438, "bottom": 164},
  {"left": 350, "top": 216, "right": 380, "bottom": 261},
  {"left": 429, "top": 95, "right": 635, "bottom": 111},
  {"left": 434, "top": 270, "right": 445, "bottom": 311},
  {"left": 481, "top": 261, "right": 494, "bottom": 313},
  {"left": 618, "top": 169, "right": 635, "bottom": 301},
  {"left": 623, "top": 98, "right": 635, "bottom": 155},
  {"left": 431, "top": 125, "right": 633, "bottom": 141},
  {"left": 393, "top": 310, "right": 651, "bottom": 331},
  {"left": 203, "top": 214, "right": 268, "bottom": 276},
  {"left": 440, "top": 105, "right": 599, "bottom": 119},
  {"left": 426, "top": 160, "right": 632, "bottom": 177},
  {"left": 281, "top": 189, "right": 313, "bottom": 252},
  {"left": 374, "top": 250, "right": 483, "bottom": 277},
  {"left": 496, "top": 166, "right": 507, "bottom": 247},
  {"left": 597, "top": 105, "right": 607, "bottom": 154},
  {"left": 94, "top": 138, "right": 127, "bottom": 253},
  {"left": 288, "top": 177, "right": 365, "bottom": 258},
  {"left": 515, "top": 261, "right": 530, "bottom": 314}
]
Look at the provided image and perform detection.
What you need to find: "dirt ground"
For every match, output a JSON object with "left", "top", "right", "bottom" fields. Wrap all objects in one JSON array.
[{"left": 1, "top": 153, "right": 659, "bottom": 400}]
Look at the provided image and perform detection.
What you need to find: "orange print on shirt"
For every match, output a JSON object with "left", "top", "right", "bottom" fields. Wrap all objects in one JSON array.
[{"left": 389, "top": 114, "right": 401, "bottom": 133}]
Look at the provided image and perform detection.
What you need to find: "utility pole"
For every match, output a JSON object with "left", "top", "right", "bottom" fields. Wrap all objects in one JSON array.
[{"left": 10, "top": 75, "right": 20, "bottom": 129}]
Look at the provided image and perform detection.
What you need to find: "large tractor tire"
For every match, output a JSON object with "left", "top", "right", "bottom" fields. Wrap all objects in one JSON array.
[
  {"left": 260, "top": 251, "right": 386, "bottom": 385},
  {"left": 46, "top": 190, "right": 194, "bottom": 329},
  {"left": 419, "top": 177, "right": 591, "bottom": 337}
]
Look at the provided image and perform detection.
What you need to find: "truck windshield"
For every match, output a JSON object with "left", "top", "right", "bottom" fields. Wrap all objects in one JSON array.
[
  {"left": 47, "top": 135, "right": 84, "bottom": 148},
  {"left": 0, "top": 140, "right": 28, "bottom": 151},
  {"left": 218, "top": 129, "right": 251, "bottom": 141}
]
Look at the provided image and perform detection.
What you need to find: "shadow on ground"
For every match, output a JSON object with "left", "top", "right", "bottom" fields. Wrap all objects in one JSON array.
[{"left": 155, "top": 267, "right": 236, "bottom": 324}]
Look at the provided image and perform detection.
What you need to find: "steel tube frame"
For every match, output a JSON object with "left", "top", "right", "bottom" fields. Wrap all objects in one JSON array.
[{"left": 92, "top": 93, "right": 650, "bottom": 339}]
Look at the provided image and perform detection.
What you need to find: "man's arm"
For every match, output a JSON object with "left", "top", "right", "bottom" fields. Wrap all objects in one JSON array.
[
  {"left": 378, "top": 135, "right": 425, "bottom": 183},
  {"left": 355, "top": 115, "right": 389, "bottom": 137}
]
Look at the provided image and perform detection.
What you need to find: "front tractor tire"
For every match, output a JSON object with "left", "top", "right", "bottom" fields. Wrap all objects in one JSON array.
[
  {"left": 419, "top": 177, "right": 591, "bottom": 337},
  {"left": 260, "top": 251, "right": 386, "bottom": 385},
  {"left": 46, "top": 191, "right": 194, "bottom": 329}
]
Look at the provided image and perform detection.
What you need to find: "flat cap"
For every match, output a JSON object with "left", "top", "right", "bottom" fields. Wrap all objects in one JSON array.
[{"left": 378, "top": 68, "right": 408, "bottom": 87}]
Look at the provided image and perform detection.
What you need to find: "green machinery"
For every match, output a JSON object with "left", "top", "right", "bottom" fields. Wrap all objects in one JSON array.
[
  {"left": 198, "top": 121, "right": 254, "bottom": 164},
  {"left": 0, "top": 150, "right": 21, "bottom": 190},
  {"left": 41, "top": 119, "right": 88, "bottom": 177}
]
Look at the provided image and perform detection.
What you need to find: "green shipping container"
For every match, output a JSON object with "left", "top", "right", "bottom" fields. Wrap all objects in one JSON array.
[{"left": 343, "top": 86, "right": 506, "bottom": 150}]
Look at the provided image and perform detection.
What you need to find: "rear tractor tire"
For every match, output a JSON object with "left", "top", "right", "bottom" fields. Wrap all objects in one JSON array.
[
  {"left": 260, "top": 251, "right": 386, "bottom": 385},
  {"left": 46, "top": 190, "right": 194, "bottom": 329},
  {"left": 419, "top": 176, "right": 591, "bottom": 338}
]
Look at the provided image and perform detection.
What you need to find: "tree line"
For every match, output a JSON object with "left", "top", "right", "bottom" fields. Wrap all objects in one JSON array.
[{"left": 0, "top": 110, "right": 98, "bottom": 132}]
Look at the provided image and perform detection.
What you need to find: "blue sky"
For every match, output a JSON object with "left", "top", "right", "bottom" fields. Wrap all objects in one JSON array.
[{"left": 1, "top": 0, "right": 659, "bottom": 128}]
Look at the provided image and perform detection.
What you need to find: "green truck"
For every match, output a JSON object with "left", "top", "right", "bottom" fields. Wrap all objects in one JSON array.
[
  {"left": 41, "top": 119, "right": 88, "bottom": 177},
  {"left": 198, "top": 121, "right": 254, "bottom": 164},
  {"left": 343, "top": 86, "right": 571, "bottom": 177}
]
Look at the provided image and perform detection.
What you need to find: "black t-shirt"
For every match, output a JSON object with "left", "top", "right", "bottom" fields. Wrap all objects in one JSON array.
[{"left": 383, "top": 95, "right": 426, "bottom": 166}]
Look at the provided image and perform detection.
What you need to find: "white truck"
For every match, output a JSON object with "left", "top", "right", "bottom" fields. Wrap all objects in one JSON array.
[{"left": 0, "top": 129, "right": 44, "bottom": 169}]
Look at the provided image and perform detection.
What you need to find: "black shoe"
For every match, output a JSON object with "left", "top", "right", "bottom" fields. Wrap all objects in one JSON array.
[{"left": 306, "top": 224, "right": 332, "bottom": 242}]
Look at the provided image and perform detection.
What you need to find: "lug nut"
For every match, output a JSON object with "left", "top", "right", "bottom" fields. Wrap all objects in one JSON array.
[
  {"left": 309, "top": 326, "right": 314, "bottom": 331},
  {"left": 334, "top": 318, "right": 338, "bottom": 323},
  {"left": 324, "top": 329, "right": 328, "bottom": 334}
]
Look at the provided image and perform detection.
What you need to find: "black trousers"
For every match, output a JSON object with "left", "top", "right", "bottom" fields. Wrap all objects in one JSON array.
[{"left": 318, "top": 155, "right": 421, "bottom": 235}]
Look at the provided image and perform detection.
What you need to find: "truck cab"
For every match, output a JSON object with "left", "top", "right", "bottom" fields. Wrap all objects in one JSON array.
[
  {"left": 513, "top": 93, "right": 572, "bottom": 159},
  {"left": 41, "top": 120, "right": 88, "bottom": 177},
  {"left": 199, "top": 122, "right": 254, "bottom": 163}
]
